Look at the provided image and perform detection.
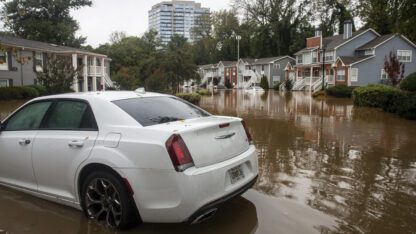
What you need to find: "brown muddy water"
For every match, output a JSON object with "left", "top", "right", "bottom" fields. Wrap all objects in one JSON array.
[{"left": 0, "top": 90, "right": 416, "bottom": 234}]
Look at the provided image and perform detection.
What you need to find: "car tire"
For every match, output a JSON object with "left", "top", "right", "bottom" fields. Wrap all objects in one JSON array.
[{"left": 80, "top": 170, "right": 140, "bottom": 229}]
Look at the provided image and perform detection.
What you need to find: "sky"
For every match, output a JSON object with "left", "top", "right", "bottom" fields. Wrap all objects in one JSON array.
[{"left": 71, "top": 0, "right": 232, "bottom": 47}]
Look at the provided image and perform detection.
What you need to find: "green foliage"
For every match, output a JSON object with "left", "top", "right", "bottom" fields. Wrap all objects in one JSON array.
[
  {"left": 2, "top": 0, "right": 92, "bottom": 47},
  {"left": 0, "top": 86, "right": 39, "bottom": 101},
  {"left": 326, "top": 85, "right": 355, "bottom": 98},
  {"left": 196, "top": 89, "right": 212, "bottom": 96},
  {"left": 36, "top": 56, "right": 78, "bottom": 94},
  {"left": 312, "top": 90, "right": 326, "bottom": 98},
  {"left": 352, "top": 84, "right": 416, "bottom": 120},
  {"left": 175, "top": 93, "right": 202, "bottom": 105},
  {"left": 26, "top": 85, "right": 48, "bottom": 96},
  {"left": 284, "top": 79, "right": 293, "bottom": 91},
  {"left": 273, "top": 81, "right": 283, "bottom": 91},
  {"left": 260, "top": 76, "right": 269, "bottom": 90},
  {"left": 400, "top": 73, "right": 416, "bottom": 92},
  {"left": 352, "top": 84, "right": 398, "bottom": 108}
]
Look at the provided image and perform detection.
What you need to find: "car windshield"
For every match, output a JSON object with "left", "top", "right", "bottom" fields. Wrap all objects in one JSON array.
[{"left": 112, "top": 96, "right": 211, "bottom": 127}]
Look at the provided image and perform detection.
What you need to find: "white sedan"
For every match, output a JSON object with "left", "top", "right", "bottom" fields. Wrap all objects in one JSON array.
[{"left": 0, "top": 91, "right": 258, "bottom": 229}]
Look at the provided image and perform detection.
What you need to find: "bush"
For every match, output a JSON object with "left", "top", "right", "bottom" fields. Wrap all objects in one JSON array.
[
  {"left": 353, "top": 84, "right": 416, "bottom": 120},
  {"left": 326, "top": 85, "right": 355, "bottom": 98},
  {"left": 260, "top": 76, "right": 269, "bottom": 90},
  {"left": 400, "top": 73, "right": 416, "bottom": 92},
  {"left": 312, "top": 90, "right": 326, "bottom": 98},
  {"left": 27, "top": 85, "right": 48, "bottom": 96},
  {"left": 196, "top": 89, "right": 211, "bottom": 96},
  {"left": 273, "top": 81, "right": 282, "bottom": 91},
  {"left": 175, "top": 93, "right": 201, "bottom": 105},
  {"left": 352, "top": 84, "right": 399, "bottom": 108},
  {"left": 0, "top": 86, "right": 40, "bottom": 101},
  {"left": 284, "top": 79, "right": 293, "bottom": 91}
]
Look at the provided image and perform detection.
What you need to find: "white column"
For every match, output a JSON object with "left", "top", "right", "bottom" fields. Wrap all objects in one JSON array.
[
  {"left": 92, "top": 56, "right": 97, "bottom": 91},
  {"left": 310, "top": 67, "right": 313, "bottom": 92},
  {"left": 72, "top": 54, "right": 78, "bottom": 92},
  {"left": 83, "top": 55, "right": 88, "bottom": 92},
  {"left": 101, "top": 58, "right": 106, "bottom": 91}
]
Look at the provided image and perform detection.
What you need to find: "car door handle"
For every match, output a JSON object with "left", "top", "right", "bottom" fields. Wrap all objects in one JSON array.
[
  {"left": 18, "top": 139, "right": 31, "bottom": 145},
  {"left": 68, "top": 140, "right": 84, "bottom": 148}
]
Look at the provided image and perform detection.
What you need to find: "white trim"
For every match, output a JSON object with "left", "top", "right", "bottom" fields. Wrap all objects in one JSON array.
[
  {"left": 359, "top": 35, "right": 396, "bottom": 50},
  {"left": 397, "top": 50, "right": 412, "bottom": 63},
  {"left": 351, "top": 68, "right": 358, "bottom": 82},
  {"left": 399, "top": 34, "right": 416, "bottom": 48},
  {"left": 381, "top": 69, "right": 388, "bottom": 80},
  {"left": 334, "top": 28, "right": 381, "bottom": 50}
]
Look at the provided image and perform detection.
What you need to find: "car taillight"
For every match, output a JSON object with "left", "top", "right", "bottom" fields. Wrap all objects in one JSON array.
[
  {"left": 165, "top": 134, "right": 194, "bottom": 172},
  {"left": 241, "top": 120, "right": 253, "bottom": 144}
]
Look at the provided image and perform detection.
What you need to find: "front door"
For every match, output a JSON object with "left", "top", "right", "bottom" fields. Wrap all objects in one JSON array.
[
  {"left": 32, "top": 99, "right": 98, "bottom": 202},
  {"left": 0, "top": 101, "right": 53, "bottom": 190}
]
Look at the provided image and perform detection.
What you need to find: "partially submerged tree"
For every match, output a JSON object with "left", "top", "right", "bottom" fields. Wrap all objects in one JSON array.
[
  {"left": 384, "top": 51, "right": 405, "bottom": 87},
  {"left": 36, "top": 56, "right": 79, "bottom": 94}
]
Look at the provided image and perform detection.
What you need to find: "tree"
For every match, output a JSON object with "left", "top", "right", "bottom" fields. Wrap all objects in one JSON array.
[
  {"left": 260, "top": 75, "right": 269, "bottom": 90},
  {"left": 36, "top": 56, "right": 79, "bottom": 94},
  {"left": 2, "top": 0, "right": 92, "bottom": 47},
  {"left": 384, "top": 51, "right": 405, "bottom": 87}
]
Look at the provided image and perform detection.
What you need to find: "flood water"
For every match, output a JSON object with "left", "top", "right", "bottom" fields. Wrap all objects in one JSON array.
[{"left": 1, "top": 91, "right": 416, "bottom": 234}]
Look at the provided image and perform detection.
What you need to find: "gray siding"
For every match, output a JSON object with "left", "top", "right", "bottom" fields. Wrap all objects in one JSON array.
[
  {"left": 351, "top": 36, "right": 416, "bottom": 86},
  {"left": 0, "top": 50, "right": 37, "bottom": 86},
  {"left": 269, "top": 57, "right": 295, "bottom": 84},
  {"left": 336, "top": 31, "right": 379, "bottom": 57}
]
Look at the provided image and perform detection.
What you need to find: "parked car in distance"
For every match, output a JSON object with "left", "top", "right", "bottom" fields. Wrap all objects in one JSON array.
[{"left": 0, "top": 90, "right": 259, "bottom": 229}]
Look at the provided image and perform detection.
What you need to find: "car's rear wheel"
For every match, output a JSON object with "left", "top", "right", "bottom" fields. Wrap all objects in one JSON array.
[{"left": 81, "top": 170, "right": 139, "bottom": 229}]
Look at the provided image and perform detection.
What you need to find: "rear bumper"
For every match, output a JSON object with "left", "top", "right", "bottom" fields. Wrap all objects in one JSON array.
[
  {"left": 188, "top": 175, "right": 257, "bottom": 223},
  {"left": 121, "top": 145, "right": 258, "bottom": 223}
]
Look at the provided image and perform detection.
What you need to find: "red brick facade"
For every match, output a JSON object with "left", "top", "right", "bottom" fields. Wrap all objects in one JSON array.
[
  {"left": 335, "top": 60, "right": 348, "bottom": 85},
  {"left": 224, "top": 66, "right": 237, "bottom": 86},
  {"left": 306, "top": 36, "right": 321, "bottom": 48}
]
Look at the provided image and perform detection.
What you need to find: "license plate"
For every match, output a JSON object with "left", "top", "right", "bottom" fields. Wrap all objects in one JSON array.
[{"left": 229, "top": 165, "right": 245, "bottom": 184}]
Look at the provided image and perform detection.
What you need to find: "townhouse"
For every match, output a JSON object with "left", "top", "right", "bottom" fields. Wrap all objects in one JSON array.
[
  {"left": 293, "top": 20, "right": 416, "bottom": 92},
  {"left": 198, "top": 56, "right": 295, "bottom": 89},
  {"left": 0, "top": 35, "right": 113, "bottom": 92}
]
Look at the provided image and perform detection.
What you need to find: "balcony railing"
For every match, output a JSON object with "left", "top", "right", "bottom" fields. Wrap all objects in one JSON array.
[{"left": 87, "top": 66, "right": 106, "bottom": 76}]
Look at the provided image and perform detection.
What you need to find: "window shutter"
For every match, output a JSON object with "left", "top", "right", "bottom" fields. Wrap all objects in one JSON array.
[
  {"left": 32, "top": 51, "right": 36, "bottom": 72},
  {"left": 7, "top": 49, "right": 12, "bottom": 71}
]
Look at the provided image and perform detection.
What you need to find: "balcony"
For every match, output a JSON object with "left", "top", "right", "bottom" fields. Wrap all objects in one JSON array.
[{"left": 87, "top": 66, "right": 106, "bottom": 76}]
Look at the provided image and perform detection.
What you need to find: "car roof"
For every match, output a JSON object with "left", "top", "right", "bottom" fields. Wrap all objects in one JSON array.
[{"left": 33, "top": 91, "right": 170, "bottom": 102}]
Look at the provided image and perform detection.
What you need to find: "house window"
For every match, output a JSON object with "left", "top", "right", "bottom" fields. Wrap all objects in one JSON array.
[
  {"left": 337, "top": 70, "right": 345, "bottom": 81},
  {"left": 324, "top": 52, "right": 334, "bottom": 62},
  {"left": 397, "top": 50, "right": 412, "bottom": 62},
  {"left": 35, "top": 52, "right": 43, "bottom": 72},
  {"left": 351, "top": 68, "right": 358, "bottom": 82},
  {"left": 364, "top": 49, "right": 374, "bottom": 55},
  {"left": 0, "top": 79, "right": 9, "bottom": 87},
  {"left": 312, "top": 51, "right": 317, "bottom": 63},
  {"left": 297, "top": 56, "right": 303, "bottom": 64},
  {"left": 273, "top": 63, "right": 280, "bottom": 69},
  {"left": 0, "top": 51, "right": 8, "bottom": 71},
  {"left": 381, "top": 69, "right": 388, "bottom": 80}
]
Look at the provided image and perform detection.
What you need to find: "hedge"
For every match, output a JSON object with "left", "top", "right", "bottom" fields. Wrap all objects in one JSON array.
[
  {"left": 175, "top": 93, "right": 201, "bottom": 105},
  {"left": 400, "top": 72, "right": 416, "bottom": 92},
  {"left": 353, "top": 84, "right": 416, "bottom": 120},
  {"left": 196, "top": 89, "right": 212, "bottom": 96},
  {"left": 326, "top": 85, "right": 355, "bottom": 98},
  {"left": 0, "top": 86, "right": 40, "bottom": 101}
]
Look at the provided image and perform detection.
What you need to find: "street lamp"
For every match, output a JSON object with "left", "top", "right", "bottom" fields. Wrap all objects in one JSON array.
[{"left": 236, "top": 35, "right": 241, "bottom": 88}]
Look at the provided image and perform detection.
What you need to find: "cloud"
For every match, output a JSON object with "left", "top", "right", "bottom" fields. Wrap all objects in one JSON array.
[{"left": 71, "top": 0, "right": 231, "bottom": 47}]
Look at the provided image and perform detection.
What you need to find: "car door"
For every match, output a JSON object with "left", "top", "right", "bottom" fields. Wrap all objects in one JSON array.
[
  {"left": 32, "top": 99, "right": 98, "bottom": 202},
  {"left": 0, "top": 101, "right": 52, "bottom": 191}
]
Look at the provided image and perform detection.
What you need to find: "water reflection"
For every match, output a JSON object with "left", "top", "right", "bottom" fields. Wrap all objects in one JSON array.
[{"left": 201, "top": 90, "right": 416, "bottom": 233}]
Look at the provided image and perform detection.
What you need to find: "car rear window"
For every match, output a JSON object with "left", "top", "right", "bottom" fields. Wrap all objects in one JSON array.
[{"left": 113, "top": 96, "right": 210, "bottom": 127}]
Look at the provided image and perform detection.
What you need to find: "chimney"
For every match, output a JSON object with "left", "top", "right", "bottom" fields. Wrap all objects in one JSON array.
[
  {"left": 315, "top": 27, "right": 322, "bottom": 37},
  {"left": 343, "top": 20, "right": 353, "bottom": 40}
]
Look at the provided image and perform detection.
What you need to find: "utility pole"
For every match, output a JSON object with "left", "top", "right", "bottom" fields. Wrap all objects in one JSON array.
[{"left": 236, "top": 35, "right": 241, "bottom": 88}]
